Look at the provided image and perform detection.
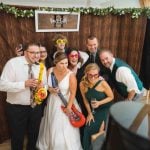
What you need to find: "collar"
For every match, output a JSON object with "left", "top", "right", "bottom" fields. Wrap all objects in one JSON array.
[
  {"left": 22, "top": 56, "right": 29, "bottom": 65},
  {"left": 90, "top": 52, "right": 96, "bottom": 56},
  {"left": 110, "top": 58, "right": 115, "bottom": 72},
  {"left": 23, "top": 56, "right": 37, "bottom": 66},
  {"left": 87, "top": 50, "right": 97, "bottom": 55}
]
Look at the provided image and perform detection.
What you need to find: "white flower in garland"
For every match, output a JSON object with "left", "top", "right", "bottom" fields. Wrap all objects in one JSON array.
[{"left": 0, "top": 3, "right": 150, "bottom": 19}]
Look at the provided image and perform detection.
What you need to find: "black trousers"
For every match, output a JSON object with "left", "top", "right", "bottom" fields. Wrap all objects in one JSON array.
[{"left": 6, "top": 103, "right": 43, "bottom": 150}]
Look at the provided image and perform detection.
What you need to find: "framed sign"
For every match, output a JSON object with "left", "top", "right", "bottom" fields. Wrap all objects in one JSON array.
[{"left": 35, "top": 10, "right": 80, "bottom": 32}]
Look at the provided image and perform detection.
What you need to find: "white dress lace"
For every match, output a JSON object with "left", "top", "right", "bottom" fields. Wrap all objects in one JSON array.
[{"left": 36, "top": 69, "right": 83, "bottom": 150}]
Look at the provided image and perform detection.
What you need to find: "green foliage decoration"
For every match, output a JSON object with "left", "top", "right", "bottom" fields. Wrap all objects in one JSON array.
[{"left": 0, "top": 2, "right": 150, "bottom": 18}]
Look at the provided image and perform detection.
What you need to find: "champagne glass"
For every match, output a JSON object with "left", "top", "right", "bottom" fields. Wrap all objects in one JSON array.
[{"left": 91, "top": 98, "right": 96, "bottom": 114}]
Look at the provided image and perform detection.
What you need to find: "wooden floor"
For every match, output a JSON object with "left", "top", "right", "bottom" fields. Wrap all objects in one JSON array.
[
  {"left": 0, "top": 139, "right": 10, "bottom": 150},
  {"left": 0, "top": 90, "right": 149, "bottom": 150},
  {"left": 0, "top": 139, "right": 27, "bottom": 150}
]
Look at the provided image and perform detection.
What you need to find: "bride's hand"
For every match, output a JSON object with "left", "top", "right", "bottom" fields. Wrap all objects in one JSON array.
[
  {"left": 64, "top": 105, "right": 72, "bottom": 115},
  {"left": 48, "top": 87, "right": 59, "bottom": 94}
]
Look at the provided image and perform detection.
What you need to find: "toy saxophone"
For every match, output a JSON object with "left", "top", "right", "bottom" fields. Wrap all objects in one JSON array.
[{"left": 33, "top": 63, "right": 47, "bottom": 106}]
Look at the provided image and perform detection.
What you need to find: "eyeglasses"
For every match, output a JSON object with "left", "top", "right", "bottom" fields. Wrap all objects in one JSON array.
[
  {"left": 56, "top": 39, "right": 67, "bottom": 44},
  {"left": 87, "top": 73, "right": 99, "bottom": 79},
  {"left": 40, "top": 51, "right": 47, "bottom": 54},
  {"left": 27, "top": 51, "right": 40, "bottom": 55},
  {"left": 69, "top": 54, "right": 79, "bottom": 58}
]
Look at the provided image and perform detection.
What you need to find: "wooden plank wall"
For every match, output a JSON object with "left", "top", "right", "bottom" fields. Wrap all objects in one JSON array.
[{"left": 0, "top": 11, "right": 147, "bottom": 143}]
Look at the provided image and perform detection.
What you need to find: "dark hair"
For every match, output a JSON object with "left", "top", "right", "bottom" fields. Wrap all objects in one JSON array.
[
  {"left": 45, "top": 54, "right": 53, "bottom": 69},
  {"left": 52, "top": 34, "right": 68, "bottom": 45},
  {"left": 23, "top": 42, "right": 40, "bottom": 51},
  {"left": 66, "top": 47, "right": 84, "bottom": 65},
  {"left": 86, "top": 35, "right": 98, "bottom": 42},
  {"left": 98, "top": 49, "right": 113, "bottom": 56},
  {"left": 53, "top": 52, "right": 68, "bottom": 64}
]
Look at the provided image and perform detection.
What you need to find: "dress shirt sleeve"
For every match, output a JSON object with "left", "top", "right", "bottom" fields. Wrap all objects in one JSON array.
[
  {"left": 0, "top": 60, "right": 25, "bottom": 92},
  {"left": 79, "top": 51, "right": 89, "bottom": 65},
  {"left": 116, "top": 67, "right": 139, "bottom": 92}
]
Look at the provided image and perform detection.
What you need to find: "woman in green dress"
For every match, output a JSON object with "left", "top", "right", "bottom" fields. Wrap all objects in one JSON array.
[{"left": 80, "top": 63, "right": 114, "bottom": 150}]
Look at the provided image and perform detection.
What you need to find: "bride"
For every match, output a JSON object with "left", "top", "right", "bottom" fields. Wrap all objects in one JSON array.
[{"left": 36, "top": 52, "right": 83, "bottom": 150}]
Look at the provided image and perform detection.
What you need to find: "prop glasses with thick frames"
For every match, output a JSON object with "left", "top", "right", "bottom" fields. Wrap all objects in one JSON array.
[
  {"left": 69, "top": 53, "right": 79, "bottom": 58},
  {"left": 87, "top": 73, "right": 99, "bottom": 79},
  {"left": 56, "top": 39, "right": 68, "bottom": 44}
]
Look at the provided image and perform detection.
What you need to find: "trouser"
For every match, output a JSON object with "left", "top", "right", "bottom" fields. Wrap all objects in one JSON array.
[{"left": 6, "top": 102, "right": 43, "bottom": 150}]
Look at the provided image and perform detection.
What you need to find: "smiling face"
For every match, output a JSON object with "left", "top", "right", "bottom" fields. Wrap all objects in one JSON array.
[
  {"left": 39, "top": 46, "right": 47, "bottom": 61},
  {"left": 68, "top": 50, "right": 79, "bottom": 67},
  {"left": 86, "top": 38, "right": 98, "bottom": 53},
  {"left": 24, "top": 44, "right": 40, "bottom": 64},
  {"left": 55, "top": 38, "right": 67, "bottom": 51},
  {"left": 99, "top": 50, "right": 113, "bottom": 68},
  {"left": 87, "top": 68, "right": 99, "bottom": 84}
]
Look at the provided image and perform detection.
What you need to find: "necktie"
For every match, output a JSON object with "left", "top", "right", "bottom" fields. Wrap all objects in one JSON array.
[
  {"left": 28, "top": 64, "right": 35, "bottom": 107},
  {"left": 28, "top": 64, "right": 34, "bottom": 79},
  {"left": 90, "top": 53, "right": 95, "bottom": 63}
]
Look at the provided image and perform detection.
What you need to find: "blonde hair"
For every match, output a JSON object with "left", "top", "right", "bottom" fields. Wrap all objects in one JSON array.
[{"left": 81, "top": 63, "right": 100, "bottom": 87}]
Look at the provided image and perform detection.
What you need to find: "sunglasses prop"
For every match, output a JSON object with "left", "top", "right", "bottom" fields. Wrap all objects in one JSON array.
[
  {"left": 56, "top": 39, "right": 68, "bottom": 44},
  {"left": 87, "top": 73, "right": 99, "bottom": 79}
]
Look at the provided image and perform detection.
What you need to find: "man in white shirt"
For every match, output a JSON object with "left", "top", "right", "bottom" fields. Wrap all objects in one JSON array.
[
  {"left": 99, "top": 49, "right": 144, "bottom": 101},
  {"left": 0, "top": 43, "right": 47, "bottom": 150}
]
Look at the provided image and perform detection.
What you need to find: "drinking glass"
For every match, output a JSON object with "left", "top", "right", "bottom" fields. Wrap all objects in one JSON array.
[{"left": 91, "top": 98, "right": 96, "bottom": 114}]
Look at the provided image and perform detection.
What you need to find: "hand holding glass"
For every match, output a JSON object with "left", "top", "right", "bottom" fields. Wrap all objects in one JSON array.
[{"left": 91, "top": 98, "right": 96, "bottom": 114}]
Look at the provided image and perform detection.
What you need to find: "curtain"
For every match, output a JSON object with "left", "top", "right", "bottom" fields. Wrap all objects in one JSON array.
[{"left": 140, "top": 18, "right": 150, "bottom": 89}]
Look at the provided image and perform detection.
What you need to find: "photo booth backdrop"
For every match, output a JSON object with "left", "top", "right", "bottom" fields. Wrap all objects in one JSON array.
[{"left": 0, "top": 6, "right": 148, "bottom": 143}]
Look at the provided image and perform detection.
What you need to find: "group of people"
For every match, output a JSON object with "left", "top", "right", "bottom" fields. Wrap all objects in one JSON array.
[{"left": 0, "top": 34, "right": 144, "bottom": 150}]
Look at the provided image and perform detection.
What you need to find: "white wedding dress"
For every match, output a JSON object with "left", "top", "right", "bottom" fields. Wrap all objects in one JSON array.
[{"left": 36, "top": 69, "right": 83, "bottom": 150}]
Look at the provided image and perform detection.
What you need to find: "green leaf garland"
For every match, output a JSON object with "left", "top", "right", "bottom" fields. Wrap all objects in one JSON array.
[{"left": 0, "top": 3, "right": 150, "bottom": 19}]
